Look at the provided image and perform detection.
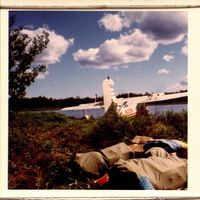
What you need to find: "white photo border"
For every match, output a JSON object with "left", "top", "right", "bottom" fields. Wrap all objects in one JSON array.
[{"left": 1, "top": 0, "right": 200, "bottom": 198}]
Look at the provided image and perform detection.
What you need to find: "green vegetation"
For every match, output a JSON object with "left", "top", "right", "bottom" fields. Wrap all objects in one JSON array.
[{"left": 9, "top": 108, "right": 187, "bottom": 189}]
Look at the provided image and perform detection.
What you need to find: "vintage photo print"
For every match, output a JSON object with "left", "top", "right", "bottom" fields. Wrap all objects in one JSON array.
[{"left": 1, "top": 0, "right": 200, "bottom": 199}]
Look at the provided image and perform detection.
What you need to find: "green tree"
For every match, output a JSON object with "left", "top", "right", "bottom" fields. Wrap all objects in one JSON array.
[{"left": 9, "top": 16, "right": 49, "bottom": 98}]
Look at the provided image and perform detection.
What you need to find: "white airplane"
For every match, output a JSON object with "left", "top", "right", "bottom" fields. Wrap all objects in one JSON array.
[{"left": 61, "top": 76, "right": 187, "bottom": 117}]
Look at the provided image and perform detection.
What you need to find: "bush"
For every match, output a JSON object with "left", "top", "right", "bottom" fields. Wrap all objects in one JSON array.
[
  {"left": 156, "top": 111, "right": 187, "bottom": 141},
  {"left": 150, "top": 122, "right": 177, "bottom": 139},
  {"left": 86, "top": 103, "right": 134, "bottom": 149},
  {"left": 128, "top": 115, "right": 154, "bottom": 136},
  {"left": 136, "top": 103, "right": 149, "bottom": 116}
]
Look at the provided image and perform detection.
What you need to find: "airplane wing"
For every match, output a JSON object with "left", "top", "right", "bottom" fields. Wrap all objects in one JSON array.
[
  {"left": 119, "top": 92, "right": 187, "bottom": 105},
  {"left": 116, "top": 92, "right": 187, "bottom": 117},
  {"left": 61, "top": 101, "right": 104, "bottom": 111},
  {"left": 143, "top": 92, "right": 187, "bottom": 104}
]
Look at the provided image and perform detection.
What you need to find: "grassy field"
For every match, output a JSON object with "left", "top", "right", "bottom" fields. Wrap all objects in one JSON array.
[{"left": 8, "top": 107, "right": 187, "bottom": 189}]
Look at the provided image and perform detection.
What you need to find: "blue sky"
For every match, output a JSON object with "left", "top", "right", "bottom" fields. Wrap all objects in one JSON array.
[{"left": 10, "top": 11, "right": 188, "bottom": 99}]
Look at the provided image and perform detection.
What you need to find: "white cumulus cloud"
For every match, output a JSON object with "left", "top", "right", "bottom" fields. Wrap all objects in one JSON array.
[
  {"left": 36, "top": 71, "right": 50, "bottom": 79},
  {"left": 73, "top": 29, "right": 157, "bottom": 69},
  {"left": 140, "top": 12, "right": 187, "bottom": 45},
  {"left": 98, "top": 13, "right": 125, "bottom": 32},
  {"left": 99, "top": 12, "right": 144, "bottom": 32},
  {"left": 181, "top": 41, "right": 188, "bottom": 56},
  {"left": 99, "top": 12, "right": 187, "bottom": 45},
  {"left": 163, "top": 54, "right": 174, "bottom": 62},
  {"left": 21, "top": 28, "right": 74, "bottom": 65},
  {"left": 74, "top": 12, "right": 187, "bottom": 70},
  {"left": 157, "top": 68, "right": 170, "bottom": 74},
  {"left": 21, "top": 27, "right": 74, "bottom": 79},
  {"left": 167, "top": 75, "right": 188, "bottom": 92},
  {"left": 121, "top": 65, "right": 129, "bottom": 69}
]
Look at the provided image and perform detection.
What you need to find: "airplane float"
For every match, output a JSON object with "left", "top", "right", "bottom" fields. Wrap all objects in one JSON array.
[{"left": 61, "top": 76, "right": 187, "bottom": 117}]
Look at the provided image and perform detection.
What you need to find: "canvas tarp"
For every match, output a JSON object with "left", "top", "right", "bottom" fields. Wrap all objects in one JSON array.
[
  {"left": 74, "top": 142, "right": 134, "bottom": 176},
  {"left": 113, "top": 147, "right": 187, "bottom": 190},
  {"left": 100, "top": 142, "right": 134, "bottom": 166},
  {"left": 129, "top": 135, "right": 153, "bottom": 157},
  {"left": 74, "top": 151, "right": 109, "bottom": 176},
  {"left": 131, "top": 135, "right": 153, "bottom": 144}
]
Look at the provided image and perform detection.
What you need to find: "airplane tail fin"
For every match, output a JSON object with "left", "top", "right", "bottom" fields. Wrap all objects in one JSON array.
[{"left": 102, "top": 76, "right": 117, "bottom": 112}]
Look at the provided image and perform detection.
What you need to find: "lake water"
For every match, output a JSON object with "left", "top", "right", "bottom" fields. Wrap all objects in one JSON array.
[
  {"left": 56, "top": 103, "right": 187, "bottom": 118},
  {"left": 147, "top": 104, "right": 187, "bottom": 115},
  {"left": 57, "top": 108, "right": 105, "bottom": 118}
]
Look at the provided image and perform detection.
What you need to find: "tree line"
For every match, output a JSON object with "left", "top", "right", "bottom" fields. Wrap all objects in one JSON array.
[
  {"left": 9, "top": 96, "right": 103, "bottom": 111},
  {"left": 8, "top": 93, "right": 145, "bottom": 111}
]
